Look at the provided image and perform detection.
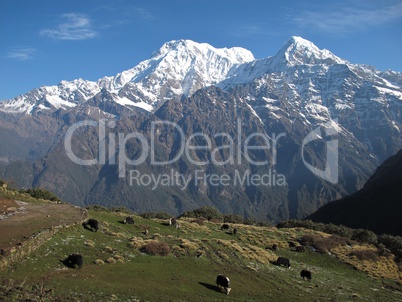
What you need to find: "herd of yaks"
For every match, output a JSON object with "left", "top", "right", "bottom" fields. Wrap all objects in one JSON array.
[
  {"left": 63, "top": 218, "right": 312, "bottom": 296},
  {"left": 217, "top": 224, "right": 313, "bottom": 295}
]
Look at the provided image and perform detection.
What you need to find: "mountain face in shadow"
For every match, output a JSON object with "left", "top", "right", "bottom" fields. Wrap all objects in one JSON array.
[{"left": 308, "top": 149, "right": 402, "bottom": 236}]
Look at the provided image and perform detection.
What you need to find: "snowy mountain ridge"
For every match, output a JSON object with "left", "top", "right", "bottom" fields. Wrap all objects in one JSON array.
[
  {"left": 1, "top": 36, "right": 401, "bottom": 130},
  {"left": 0, "top": 38, "right": 255, "bottom": 115}
]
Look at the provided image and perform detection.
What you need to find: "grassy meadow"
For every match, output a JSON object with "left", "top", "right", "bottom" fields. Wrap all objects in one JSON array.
[{"left": 0, "top": 194, "right": 401, "bottom": 301}]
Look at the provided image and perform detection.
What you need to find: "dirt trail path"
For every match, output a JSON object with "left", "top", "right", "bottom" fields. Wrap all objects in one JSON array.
[{"left": 0, "top": 197, "right": 87, "bottom": 253}]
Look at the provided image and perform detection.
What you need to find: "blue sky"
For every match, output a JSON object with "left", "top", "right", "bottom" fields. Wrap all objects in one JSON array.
[{"left": 1, "top": 0, "right": 401, "bottom": 100}]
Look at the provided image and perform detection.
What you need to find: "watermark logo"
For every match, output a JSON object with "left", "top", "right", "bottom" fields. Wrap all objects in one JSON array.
[
  {"left": 64, "top": 117, "right": 339, "bottom": 189},
  {"left": 128, "top": 169, "right": 286, "bottom": 190},
  {"left": 301, "top": 119, "right": 339, "bottom": 184}
]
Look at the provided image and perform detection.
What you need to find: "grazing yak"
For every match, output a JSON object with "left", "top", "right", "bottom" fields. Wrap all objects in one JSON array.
[
  {"left": 216, "top": 274, "right": 231, "bottom": 295},
  {"left": 83, "top": 219, "right": 99, "bottom": 232},
  {"left": 220, "top": 224, "right": 229, "bottom": 230},
  {"left": 266, "top": 244, "right": 278, "bottom": 251},
  {"left": 63, "top": 254, "right": 83, "bottom": 269},
  {"left": 301, "top": 269, "right": 312, "bottom": 281},
  {"left": 276, "top": 256, "right": 290, "bottom": 268},
  {"left": 124, "top": 217, "right": 135, "bottom": 224},
  {"left": 169, "top": 217, "right": 177, "bottom": 226}
]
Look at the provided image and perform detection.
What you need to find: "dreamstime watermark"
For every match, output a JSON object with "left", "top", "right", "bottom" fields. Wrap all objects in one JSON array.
[{"left": 64, "top": 118, "right": 339, "bottom": 189}]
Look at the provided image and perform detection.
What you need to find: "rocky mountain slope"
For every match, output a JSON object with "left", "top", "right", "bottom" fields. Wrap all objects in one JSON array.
[{"left": 0, "top": 36, "right": 401, "bottom": 222}]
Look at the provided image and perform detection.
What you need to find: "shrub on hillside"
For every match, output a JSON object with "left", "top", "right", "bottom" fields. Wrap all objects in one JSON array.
[
  {"left": 277, "top": 219, "right": 322, "bottom": 231},
  {"left": 317, "top": 236, "right": 350, "bottom": 253},
  {"left": 276, "top": 220, "right": 299, "bottom": 229},
  {"left": 21, "top": 188, "right": 60, "bottom": 202},
  {"left": 191, "top": 217, "right": 206, "bottom": 226},
  {"left": 376, "top": 243, "right": 392, "bottom": 257},
  {"left": 223, "top": 214, "right": 244, "bottom": 224},
  {"left": 86, "top": 205, "right": 108, "bottom": 212},
  {"left": 85, "top": 205, "right": 137, "bottom": 214},
  {"left": 139, "top": 212, "right": 156, "bottom": 219},
  {"left": 398, "top": 262, "right": 402, "bottom": 271},
  {"left": 277, "top": 220, "right": 379, "bottom": 245},
  {"left": 180, "top": 206, "right": 223, "bottom": 221},
  {"left": 378, "top": 234, "right": 402, "bottom": 261},
  {"left": 322, "top": 223, "right": 354, "bottom": 238},
  {"left": 300, "top": 234, "right": 351, "bottom": 253},
  {"left": 243, "top": 218, "right": 256, "bottom": 225},
  {"left": 110, "top": 206, "right": 134, "bottom": 214},
  {"left": 299, "top": 234, "right": 317, "bottom": 246},
  {"left": 155, "top": 212, "right": 171, "bottom": 219},
  {"left": 350, "top": 249, "right": 379, "bottom": 261},
  {"left": 140, "top": 241, "right": 171, "bottom": 256},
  {"left": 139, "top": 212, "right": 171, "bottom": 219},
  {"left": 351, "top": 229, "right": 378, "bottom": 245}
]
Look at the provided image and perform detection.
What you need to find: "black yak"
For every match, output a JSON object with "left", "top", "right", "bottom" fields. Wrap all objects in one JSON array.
[
  {"left": 63, "top": 254, "right": 83, "bottom": 269},
  {"left": 301, "top": 269, "right": 312, "bottom": 281},
  {"left": 276, "top": 256, "right": 290, "bottom": 268},
  {"left": 83, "top": 219, "right": 99, "bottom": 232},
  {"left": 124, "top": 217, "right": 135, "bottom": 224},
  {"left": 220, "top": 224, "right": 229, "bottom": 230},
  {"left": 216, "top": 274, "right": 231, "bottom": 295}
]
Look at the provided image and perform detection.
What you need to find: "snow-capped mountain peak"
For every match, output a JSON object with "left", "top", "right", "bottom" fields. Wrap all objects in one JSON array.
[
  {"left": 100, "top": 39, "right": 256, "bottom": 104},
  {"left": 0, "top": 78, "right": 101, "bottom": 115},
  {"left": 152, "top": 39, "right": 254, "bottom": 63},
  {"left": 139, "top": 38, "right": 256, "bottom": 94},
  {"left": 274, "top": 36, "right": 347, "bottom": 66}
]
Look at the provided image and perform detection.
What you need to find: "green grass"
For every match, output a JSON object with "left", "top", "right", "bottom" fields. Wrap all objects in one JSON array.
[{"left": 1, "top": 209, "right": 402, "bottom": 301}]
